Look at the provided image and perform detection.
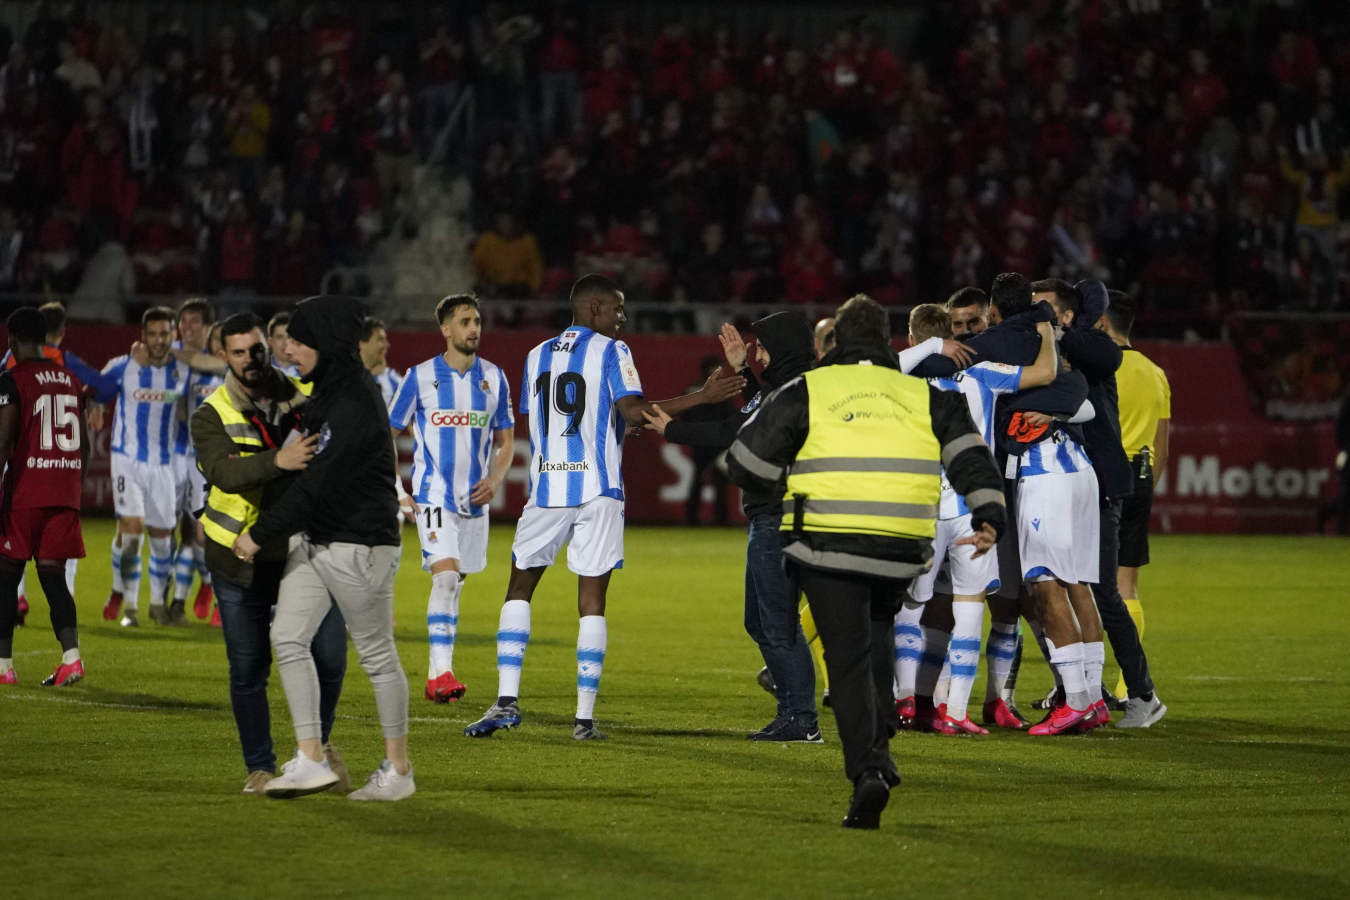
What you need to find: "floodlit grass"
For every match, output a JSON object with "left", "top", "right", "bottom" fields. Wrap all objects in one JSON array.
[{"left": 4, "top": 522, "right": 1348, "bottom": 898}]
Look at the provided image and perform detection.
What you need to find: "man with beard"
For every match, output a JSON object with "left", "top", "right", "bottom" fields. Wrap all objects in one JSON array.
[
  {"left": 191, "top": 313, "right": 350, "bottom": 795},
  {"left": 644, "top": 312, "right": 823, "bottom": 742}
]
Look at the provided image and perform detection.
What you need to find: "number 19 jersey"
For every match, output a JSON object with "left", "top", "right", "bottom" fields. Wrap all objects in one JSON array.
[{"left": 521, "top": 326, "right": 643, "bottom": 508}]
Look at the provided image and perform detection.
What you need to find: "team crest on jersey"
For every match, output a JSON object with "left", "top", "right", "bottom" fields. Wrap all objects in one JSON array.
[
  {"left": 740, "top": 393, "right": 762, "bottom": 415},
  {"left": 480, "top": 379, "right": 490, "bottom": 393},
  {"left": 315, "top": 424, "right": 332, "bottom": 454}
]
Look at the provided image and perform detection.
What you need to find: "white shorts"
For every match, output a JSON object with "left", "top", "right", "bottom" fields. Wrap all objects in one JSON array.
[
  {"left": 414, "top": 503, "right": 489, "bottom": 574},
  {"left": 909, "top": 514, "right": 1000, "bottom": 603},
  {"left": 173, "top": 452, "right": 207, "bottom": 517},
  {"left": 511, "top": 495, "right": 625, "bottom": 577},
  {"left": 1016, "top": 468, "right": 1100, "bottom": 584},
  {"left": 111, "top": 454, "right": 179, "bottom": 530}
]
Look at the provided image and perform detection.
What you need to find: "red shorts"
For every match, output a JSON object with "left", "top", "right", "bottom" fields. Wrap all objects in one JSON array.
[{"left": 0, "top": 506, "right": 85, "bottom": 561}]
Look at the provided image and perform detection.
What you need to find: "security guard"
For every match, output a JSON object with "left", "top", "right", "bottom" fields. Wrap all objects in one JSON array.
[
  {"left": 728, "top": 295, "right": 1006, "bottom": 830},
  {"left": 190, "top": 312, "right": 349, "bottom": 795}
]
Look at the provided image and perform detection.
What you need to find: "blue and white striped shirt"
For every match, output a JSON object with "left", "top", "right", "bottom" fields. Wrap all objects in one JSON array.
[
  {"left": 102, "top": 355, "right": 191, "bottom": 466},
  {"left": 175, "top": 368, "right": 226, "bottom": 455},
  {"left": 931, "top": 361, "right": 1022, "bottom": 518},
  {"left": 372, "top": 367, "right": 403, "bottom": 409},
  {"left": 1018, "top": 433, "right": 1094, "bottom": 478},
  {"left": 388, "top": 355, "right": 513, "bottom": 517},
  {"left": 520, "top": 326, "right": 643, "bottom": 508}
]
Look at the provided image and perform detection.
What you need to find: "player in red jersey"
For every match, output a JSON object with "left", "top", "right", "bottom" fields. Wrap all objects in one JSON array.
[{"left": 0, "top": 308, "right": 91, "bottom": 686}]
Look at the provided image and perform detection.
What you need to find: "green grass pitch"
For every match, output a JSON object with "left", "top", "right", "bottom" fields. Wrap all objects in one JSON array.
[{"left": 3, "top": 521, "right": 1348, "bottom": 898}]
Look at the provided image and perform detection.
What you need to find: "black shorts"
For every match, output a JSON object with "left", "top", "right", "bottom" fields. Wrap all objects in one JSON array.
[{"left": 1118, "top": 475, "right": 1154, "bottom": 568}]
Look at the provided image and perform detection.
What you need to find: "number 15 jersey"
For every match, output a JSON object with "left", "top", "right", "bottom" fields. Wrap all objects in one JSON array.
[
  {"left": 521, "top": 326, "right": 643, "bottom": 508},
  {"left": 0, "top": 360, "right": 86, "bottom": 510}
]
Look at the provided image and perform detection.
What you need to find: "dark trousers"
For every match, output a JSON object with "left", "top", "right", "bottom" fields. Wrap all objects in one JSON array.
[
  {"left": 212, "top": 561, "right": 348, "bottom": 773},
  {"left": 744, "top": 516, "right": 816, "bottom": 722},
  {"left": 792, "top": 562, "right": 903, "bottom": 786},
  {"left": 1092, "top": 498, "right": 1155, "bottom": 699}
]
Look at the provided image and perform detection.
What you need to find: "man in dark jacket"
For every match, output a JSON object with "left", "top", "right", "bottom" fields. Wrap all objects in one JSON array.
[
  {"left": 645, "top": 312, "right": 822, "bottom": 742},
  {"left": 728, "top": 295, "right": 1006, "bottom": 830},
  {"left": 232, "top": 295, "right": 413, "bottom": 801},
  {"left": 191, "top": 312, "right": 349, "bottom": 795},
  {"left": 1031, "top": 279, "right": 1164, "bottom": 727}
]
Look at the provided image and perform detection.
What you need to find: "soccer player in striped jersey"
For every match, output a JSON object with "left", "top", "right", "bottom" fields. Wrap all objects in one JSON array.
[
  {"left": 465, "top": 274, "right": 744, "bottom": 740},
  {"left": 96, "top": 307, "right": 192, "bottom": 628},
  {"left": 893, "top": 304, "right": 1057, "bottom": 734},
  {"left": 360, "top": 316, "right": 403, "bottom": 408},
  {"left": 388, "top": 294, "right": 514, "bottom": 704}
]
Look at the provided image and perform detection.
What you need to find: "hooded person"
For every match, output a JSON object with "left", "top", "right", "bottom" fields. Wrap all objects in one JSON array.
[
  {"left": 642, "top": 311, "right": 824, "bottom": 742},
  {"left": 231, "top": 295, "right": 415, "bottom": 802}
]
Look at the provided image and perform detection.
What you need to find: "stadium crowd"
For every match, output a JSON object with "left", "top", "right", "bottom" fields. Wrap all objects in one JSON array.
[{"left": 1, "top": 1, "right": 1348, "bottom": 334}]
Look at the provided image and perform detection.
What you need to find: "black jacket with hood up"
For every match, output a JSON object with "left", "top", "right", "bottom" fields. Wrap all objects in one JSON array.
[
  {"left": 663, "top": 311, "right": 816, "bottom": 518},
  {"left": 248, "top": 295, "right": 401, "bottom": 548}
]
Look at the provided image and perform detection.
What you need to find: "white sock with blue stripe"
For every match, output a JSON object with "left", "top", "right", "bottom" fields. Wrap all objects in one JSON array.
[
  {"left": 111, "top": 533, "right": 124, "bottom": 594},
  {"left": 576, "top": 615, "right": 606, "bottom": 722},
  {"left": 984, "top": 621, "right": 1018, "bottom": 703},
  {"left": 427, "top": 570, "right": 462, "bottom": 678},
  {"left": 496, "top": 599, "right": 531, "bottom": 702},
  {"left": 892, "top": 601, "right": 924, "bottom": 699},
  {"left": 172, "top": 544, "right": 195, "bottom": 602},
  {"left": 148, "top": 536, "right": 174, "bottom": 607},
  {"left": 945, "top": 601, "right": 985, "bottom": 721},
  {"left": 192, "top": 542, "right": 211, "bottom": 585},
  {"left": 120, "top": 534, "right": 142, "bottom": 609}
]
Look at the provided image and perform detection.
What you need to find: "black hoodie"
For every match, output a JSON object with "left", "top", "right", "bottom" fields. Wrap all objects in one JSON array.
[
  {"left": 248, "top": 295, "right": 400, "bottom": 548},
  {"left": 663, "top": 311, "right": 815, "bottom": 518}
]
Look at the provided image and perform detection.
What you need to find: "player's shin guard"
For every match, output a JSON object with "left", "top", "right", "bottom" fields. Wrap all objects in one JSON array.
[
  {"left": 1083, "top": 641, "right": 1105, "bottom": 704},
  {"left": 427, "top": 570, "right": 462, "bottom": 677},
  {"left": 120, "top": 534, "right": 143, "bottom": 609},
  {"left": 173, "top": 544, "right": 195, "bottom": 603},
  {"left": 148, "top": 536, "right": 174, "bottom": 607},
  {"left": 984, "top": 621, "right": 1018, "bottom": 703},
  {"left": 1045, "top": 637, "right": 1089, "bottom": 711},
  {"left": 576, "top": 615, "right": 606, "bottom": 721},
  {"left": 496, "top": 599, "right": 531, "bottom": 700},
  {"left": 892, "top": 601, "right": 924, "bottom": 699},
  {"left": 946, "top": 602, "right": 984, "bottom": 721}
]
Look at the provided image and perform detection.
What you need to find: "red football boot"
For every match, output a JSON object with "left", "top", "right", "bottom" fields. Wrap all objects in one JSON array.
[
  {"left": 1076, "top": 700, "right": 1110, "bottom": 733},
  {"left": 425, "top": 671, "right": 467, "bottom": 703},
  {"left": 102, "top": 591, "right": 124, "bottom": 621},
  {"left": 1028, "top": 704, "right": 1089, "bottom": 735},
  {"left": 982, "top": 698, "right": 1028, "bottom": 730},
  {"left": 895, "top": 695, "right": 916, "bottom": 729},
  {"left": 193, "top": 583, "right": 215, "bottom": 620},
  {"left": 0, "top": 668, "right": 16, "bottom": 685},
  {"left": 934, "top": 712, "right": 990, "bottom": 735},
  {"left": 41, "top": 659, "right": 85, "bottom": 687}
]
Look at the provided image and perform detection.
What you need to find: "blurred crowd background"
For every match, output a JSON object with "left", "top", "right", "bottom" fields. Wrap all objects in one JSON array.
[{"left": 1, "top": 0, "right": 1348, "bottom": 337}]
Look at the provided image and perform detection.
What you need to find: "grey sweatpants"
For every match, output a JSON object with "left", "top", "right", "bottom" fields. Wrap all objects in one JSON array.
[{"left": 272, "top": 537, "right": 408, "bottom": 742}]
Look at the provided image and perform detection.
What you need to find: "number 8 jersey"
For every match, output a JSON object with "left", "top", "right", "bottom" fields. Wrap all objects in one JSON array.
[
  {"left": 521, "top": 326, "right": 643, "bottom": 508},
  {"left": 0, "top": 360, "right": 85, "bottom": 510}
]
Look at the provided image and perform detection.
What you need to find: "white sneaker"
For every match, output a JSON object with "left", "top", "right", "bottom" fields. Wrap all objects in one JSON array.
[
  {"left": 348, "top": 759, "right": 415, "bottom": 802},
  {"left": 263, "top": 751, "right": 338, "bottom": 798},
  {"left": 1117, "top": 693, "right": 1168, "bottom": 729}
]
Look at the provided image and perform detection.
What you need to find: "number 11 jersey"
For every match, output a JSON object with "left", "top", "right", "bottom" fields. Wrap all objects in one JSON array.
[{"left": 520, "top": 326, "right": 643, "bottom": 508}]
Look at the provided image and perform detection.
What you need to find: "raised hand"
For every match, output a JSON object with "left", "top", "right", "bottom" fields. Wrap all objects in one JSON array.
[{"left": 718, "top": 322, "right": 748, "bottom": 371}]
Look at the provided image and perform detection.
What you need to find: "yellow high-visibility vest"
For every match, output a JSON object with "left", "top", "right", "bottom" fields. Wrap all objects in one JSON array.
[
  {"left": 782, "top": 362, "right": 942, "bottom": 540},
  {"left": 198, "top": 379, "right": 308, "bottom": 548}
]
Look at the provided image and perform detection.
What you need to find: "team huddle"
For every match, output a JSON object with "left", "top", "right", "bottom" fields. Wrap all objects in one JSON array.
[{"left": 0, "top": 268, "right": 1169, "bottom": 820}]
